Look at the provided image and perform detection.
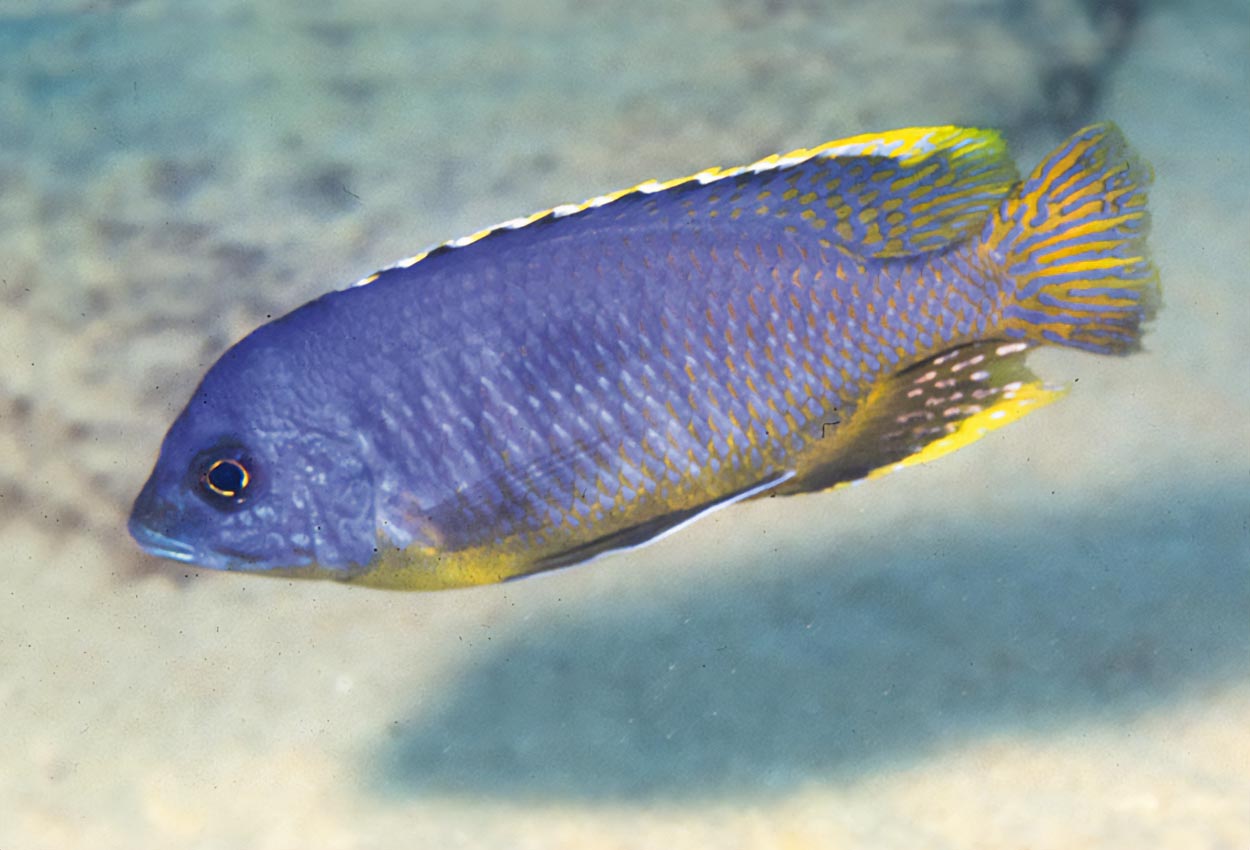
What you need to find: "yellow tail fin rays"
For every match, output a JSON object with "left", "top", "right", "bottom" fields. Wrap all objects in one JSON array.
[{"left": 990, "top": 122, "right": 1159, "bottom": 354}]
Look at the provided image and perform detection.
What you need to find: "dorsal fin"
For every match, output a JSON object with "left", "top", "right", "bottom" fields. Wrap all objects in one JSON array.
[
  {"left": 353, "top": 127, "right": 1020, "bottom": 286},
  {"left": 705, "top": 126, "right": 1021, "bottom": 258}
]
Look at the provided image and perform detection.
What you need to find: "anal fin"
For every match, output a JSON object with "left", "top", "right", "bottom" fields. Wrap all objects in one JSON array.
[{"left": 779, "top": 340, "right": 1064, "bottom": 495}]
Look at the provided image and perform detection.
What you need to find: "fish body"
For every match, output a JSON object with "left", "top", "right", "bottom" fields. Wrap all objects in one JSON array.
[{"left": 129, "top": 124, "right": 1158, "bottom": 589}]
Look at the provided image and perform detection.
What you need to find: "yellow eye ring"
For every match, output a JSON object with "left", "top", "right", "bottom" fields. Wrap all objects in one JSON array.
[{"left": 204, "top": 458, "right": 249, "bottom": 498}]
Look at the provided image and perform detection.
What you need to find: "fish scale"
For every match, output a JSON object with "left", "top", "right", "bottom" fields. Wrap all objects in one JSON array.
[{"left": 431, "top": 228, "right": 952, "bottom": 539}]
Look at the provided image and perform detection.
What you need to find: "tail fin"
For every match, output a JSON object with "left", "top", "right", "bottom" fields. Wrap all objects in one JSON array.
[{"left": 986, "top": 123, "right": 1159, "bottom": 354}]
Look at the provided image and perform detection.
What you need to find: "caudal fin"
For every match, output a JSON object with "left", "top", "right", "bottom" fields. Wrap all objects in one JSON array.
[{"left": 987, "top": 123, "right": 1159, "bottom": 354}]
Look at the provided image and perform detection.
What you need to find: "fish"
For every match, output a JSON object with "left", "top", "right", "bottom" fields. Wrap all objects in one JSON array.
[{"left": 129, "top": 123, "right": 1158, "bottom": 590}]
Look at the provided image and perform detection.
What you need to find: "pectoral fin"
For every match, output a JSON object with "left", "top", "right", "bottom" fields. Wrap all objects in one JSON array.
[{"left": 525, "top": 471, "right": 795, "bottom": 576}]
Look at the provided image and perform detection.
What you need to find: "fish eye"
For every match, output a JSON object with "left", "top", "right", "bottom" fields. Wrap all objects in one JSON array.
[
  {"left": 195, "top": 449, "right": 256, "bottom": 506},
  {"left": 205, "top": 458, "right": 248, "bottom": 497}
]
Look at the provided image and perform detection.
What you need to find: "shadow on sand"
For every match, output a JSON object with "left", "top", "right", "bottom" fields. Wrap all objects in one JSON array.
[{"left": 376, "top": 474, "right": 1248, "bottom": 800}]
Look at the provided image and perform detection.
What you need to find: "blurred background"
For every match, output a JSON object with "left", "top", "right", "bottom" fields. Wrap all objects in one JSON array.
[{"left": 1, "top": 0, "right": 1247, "bottom": 847}]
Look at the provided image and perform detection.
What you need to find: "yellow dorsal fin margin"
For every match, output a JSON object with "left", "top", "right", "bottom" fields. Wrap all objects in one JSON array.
[{"left": 353, "top": 126, "right": 1019, "bottom": 286}]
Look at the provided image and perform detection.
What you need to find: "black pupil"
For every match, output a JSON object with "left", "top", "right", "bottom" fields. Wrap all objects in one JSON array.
[{"left": 208, "top": 460, "right": 246, "bottom": 495}]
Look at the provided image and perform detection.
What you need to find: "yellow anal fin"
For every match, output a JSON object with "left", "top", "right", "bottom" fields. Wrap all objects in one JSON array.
[{"left": 778, "top": 340, "right": 1064, "bottom": 495}]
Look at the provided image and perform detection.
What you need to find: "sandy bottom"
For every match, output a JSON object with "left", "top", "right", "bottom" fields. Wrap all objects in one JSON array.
[{"left": 2, "top": 1, "right": 1247, "bottom": 847}]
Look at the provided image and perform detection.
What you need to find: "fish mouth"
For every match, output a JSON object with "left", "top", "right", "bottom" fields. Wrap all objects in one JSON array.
[
  {"left": 128, "top": 515, "right": 200, "bottom": 564},
  {"left": 127, "top": 509, "right": 293, "bottom": 572}
]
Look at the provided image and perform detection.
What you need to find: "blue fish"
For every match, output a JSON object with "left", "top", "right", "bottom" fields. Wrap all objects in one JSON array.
[{"left": 130, "top": 123, "right": 1158, "bottom": 589}]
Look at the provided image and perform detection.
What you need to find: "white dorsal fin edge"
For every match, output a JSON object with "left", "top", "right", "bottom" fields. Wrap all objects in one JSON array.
[{"left": 351, "top": 127, "right": 965, "bottom": 287}]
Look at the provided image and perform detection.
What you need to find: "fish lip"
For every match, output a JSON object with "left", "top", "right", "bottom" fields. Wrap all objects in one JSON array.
[
  {"left": 129, "top": 517, "right": 295, "bottom": 572},
  {"left": 128, "top": 514, "right": 200, "bottom": 564}
]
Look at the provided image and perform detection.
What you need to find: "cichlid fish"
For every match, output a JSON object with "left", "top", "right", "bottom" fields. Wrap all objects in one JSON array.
[{"left": 129, "top": 123, "right": 1158, "bottom": 589}]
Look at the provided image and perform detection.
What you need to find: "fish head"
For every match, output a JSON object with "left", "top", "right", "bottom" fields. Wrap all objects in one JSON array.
[{"left": 129, "top": 328, "right": 379, "bottom": 578}]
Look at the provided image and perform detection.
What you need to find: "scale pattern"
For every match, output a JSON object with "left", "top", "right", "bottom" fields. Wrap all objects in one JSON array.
[{"left": 342, "top": 141, "right": 1012, "bottom": 576}]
